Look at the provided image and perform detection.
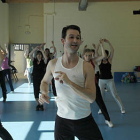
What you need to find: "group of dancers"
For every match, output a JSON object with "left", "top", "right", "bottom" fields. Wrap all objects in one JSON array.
[
  {"left": 0, "top": 25, "right": 126, "bottom": 140},
  {"left": 82, "top": 38, "right": 125, "bottom": 128},
  {"left": 24, "top": 29, "right": 125, "bottom": 129}
]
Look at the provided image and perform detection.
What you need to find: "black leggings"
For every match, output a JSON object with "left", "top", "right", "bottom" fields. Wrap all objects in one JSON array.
[
  {"left": 55, "top": 114, "right": 103, "bottom": 140},
  {"left": 3, "top": 69, "right": 14, "bottom": 91},
  {"left": 0, "top": 71, "right": 7, "bottom": 99},
  {"left": 95, "top": 83, "right": 110, "bottom": 121},
  {"left": 0, "top": 120, "right": 13, "bottom": 140},
  {"left": 51, "top": 78, "right": 57, "bottom": 96},
  {"left": 33, "top": 77, "right": 43, "bottom": 99}
]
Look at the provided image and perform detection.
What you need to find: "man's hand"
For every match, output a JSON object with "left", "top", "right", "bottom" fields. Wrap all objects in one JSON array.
[
  {"left": 55, "top": 71, "right": 70, "bottom": 85},
  {"left": 39, "top": 94, "right": 50, "bottom": 104}
]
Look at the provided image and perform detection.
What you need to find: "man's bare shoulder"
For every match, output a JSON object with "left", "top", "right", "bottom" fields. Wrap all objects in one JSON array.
[
  {"left": 48, "top": 58, "right": 58, "bottom": 73},
  {"left": 49, "top": 58, "right": 58, "bottom": 66},
  {"left": 83, "top": 60, "right": 94, "bottom": 77}
]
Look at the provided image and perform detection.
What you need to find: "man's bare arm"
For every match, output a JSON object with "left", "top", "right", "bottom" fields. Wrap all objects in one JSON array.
[{"left": 39, "top": 59, "right": 56, "bottom": 104}]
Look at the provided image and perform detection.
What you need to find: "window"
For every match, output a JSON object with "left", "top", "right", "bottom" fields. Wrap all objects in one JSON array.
[{"left": 14, "top": 44, "right": 24, "bottom": 51}]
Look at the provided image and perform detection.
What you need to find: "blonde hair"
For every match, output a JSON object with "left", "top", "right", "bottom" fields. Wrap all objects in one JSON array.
[{"left": 82, "top": 48, "right": 91, "bottom": 56}]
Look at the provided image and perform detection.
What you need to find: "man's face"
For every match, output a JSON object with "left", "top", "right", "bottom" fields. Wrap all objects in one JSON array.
[{"left": 61, "top": 29, "right": 81, "bottom": 53}]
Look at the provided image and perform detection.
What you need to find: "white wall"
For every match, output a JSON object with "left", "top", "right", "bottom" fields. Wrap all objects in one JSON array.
[
  {"left": 0, "top": 1, "right": 9, "bottom": 47},
  {"left": 8, "top": 3, "right": 44, "bottom": 73},
  {"left": 9, "top": 3, "right": 44, "bottom": 43},
  {"left": 7, "top": 2, "right": 140, "bottom": 73},
  {"left": 44, "top": 2, "right": 140, "bottom": 72},
  {"left": 14, "top": 50, "right": 26, "bottom": 73}
]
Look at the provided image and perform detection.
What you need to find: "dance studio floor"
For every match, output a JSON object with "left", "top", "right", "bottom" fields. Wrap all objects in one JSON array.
[{"left": 0, "top": 78, "right": 140, "bottom": 140}]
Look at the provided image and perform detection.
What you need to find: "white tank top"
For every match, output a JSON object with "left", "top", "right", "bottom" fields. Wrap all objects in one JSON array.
[{"left": 53, "top": 57, "right": 91, "bottom": 120}]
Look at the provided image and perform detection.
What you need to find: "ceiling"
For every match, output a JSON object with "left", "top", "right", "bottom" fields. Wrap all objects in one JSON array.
[{"left": 4, "top": 0, "right": 140, "bottom": 3}]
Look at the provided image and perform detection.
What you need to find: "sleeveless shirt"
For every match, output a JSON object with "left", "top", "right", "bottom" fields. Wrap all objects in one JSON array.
[
  {"left": 1, "top": 57, "right": 10, "bottom": 70},
  {"left": 32, "top": 58, "right": 45, "bottom": 78},
  {"left": 53, "top": 57, "right": 91, "bottom": 120},
  {"left": 99, "top": 59, "right": 113, "bottom": 79}
]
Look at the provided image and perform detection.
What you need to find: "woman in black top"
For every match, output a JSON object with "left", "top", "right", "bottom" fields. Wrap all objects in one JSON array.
[
  {"left": 97, "top": 39, "right": 125, "bottom": 114},
  {"left": 29, "top": 44, "right": 47, "bottom": 111}
]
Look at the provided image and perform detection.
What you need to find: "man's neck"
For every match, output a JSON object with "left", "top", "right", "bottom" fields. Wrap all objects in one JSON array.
[{"left": 62, "top": 53, "right": 79, "bottom": 69}]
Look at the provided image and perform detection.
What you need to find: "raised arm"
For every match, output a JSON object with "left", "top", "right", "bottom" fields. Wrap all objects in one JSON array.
[
  {"left": 24, "top": 47, "right": 29, "bottom": 58},
  {"left": 81, "top": 45, "right": 87, "bottom": 58},
  {"left": 50, "top": 41, "right": 56, "bottom": 59},
  {"left": 4, "top": 44, "right": 9, "bottom": 55},
  {"left": 104, "top": 39, "right": 114, "bottom": 61},
  {"left": 92, "top": 43, "right": 100, "bottom": 57},
  {"left": 94, "top": 39, "right": 105, "bottom": 63},
  {"left": 38, "top": 43, "right": 47, "bottom": 64},
  {"left": 0, "top": 45, "right": 7, "bottom": 57},
  {"left": 29, "top": 46, "right": 38, "bottom": 61},
  {"left": 55, "top": 61, "right": 96, "bottom": 103},
  {"left": 0, "top": 50, "right": 5, "bottom": 63}
]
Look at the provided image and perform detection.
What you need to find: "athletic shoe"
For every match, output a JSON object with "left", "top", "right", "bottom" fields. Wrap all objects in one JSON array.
[
  {"left": 105, "top": 120, "right": 114, "bottom": 127},
  {"left": 104, "top": 88, "right": 108, "bottom": 92},
  {"left": 98, "top": 109, "right": 102, "bottom": 114},
  {"left": 3, "top": 99, "right": 6, "bottom": 102},
  {"left": 36, "top": 105, "right": 40, "bottom": 111},
  {"left": 121, "top": 109, "right": 125, "bottom": 114},
  {"left": 40, "top": 105, "right": 44, "bottom": 111}
]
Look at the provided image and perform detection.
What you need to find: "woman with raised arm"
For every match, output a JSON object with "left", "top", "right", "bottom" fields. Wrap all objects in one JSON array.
[
  {"left": 29, "top": 43, "right": 47, "bottom": 111},
  {"left": 0, "top": 48, "right": 7, "bottom": 102},
  {"left": 0, "top": 44, "right": 14, "bottom": 92},
  {"left": 83, "top": 39, "right": 113, "bottom": 127},
  {"left": 98, "top": 39, "right": 125, "bottom": 114},
  {"left": 24, "top": 46, "right": 33, "bottom": 85},
  {"left": 92, "top": 43, "right": 100, "bottom": 81},
  {"left": 44, "top": 41, "right": 56, "bottom": 66}
]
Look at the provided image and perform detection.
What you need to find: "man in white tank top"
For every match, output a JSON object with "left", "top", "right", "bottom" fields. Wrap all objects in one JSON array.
[{"left": 39, "top": 25, "right": 103, "bottom": 140}]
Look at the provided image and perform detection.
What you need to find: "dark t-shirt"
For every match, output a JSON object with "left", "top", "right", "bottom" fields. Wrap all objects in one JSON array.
[
  {"left": 32, "top": 58, "right": 45, "bottom": 79},
  {"left": 99, "top": 59, "right": 113, "bottom": 79}
]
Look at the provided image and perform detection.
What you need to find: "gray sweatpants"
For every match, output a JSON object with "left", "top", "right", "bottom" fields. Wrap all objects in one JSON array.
[{"left": 99, "top": 79, "right": 125, "bottom": 111}]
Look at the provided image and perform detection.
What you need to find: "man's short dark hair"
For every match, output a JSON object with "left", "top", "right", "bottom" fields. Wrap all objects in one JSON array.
[{"left": 61, "top": 25, "right": 81, "bottom": 39}]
